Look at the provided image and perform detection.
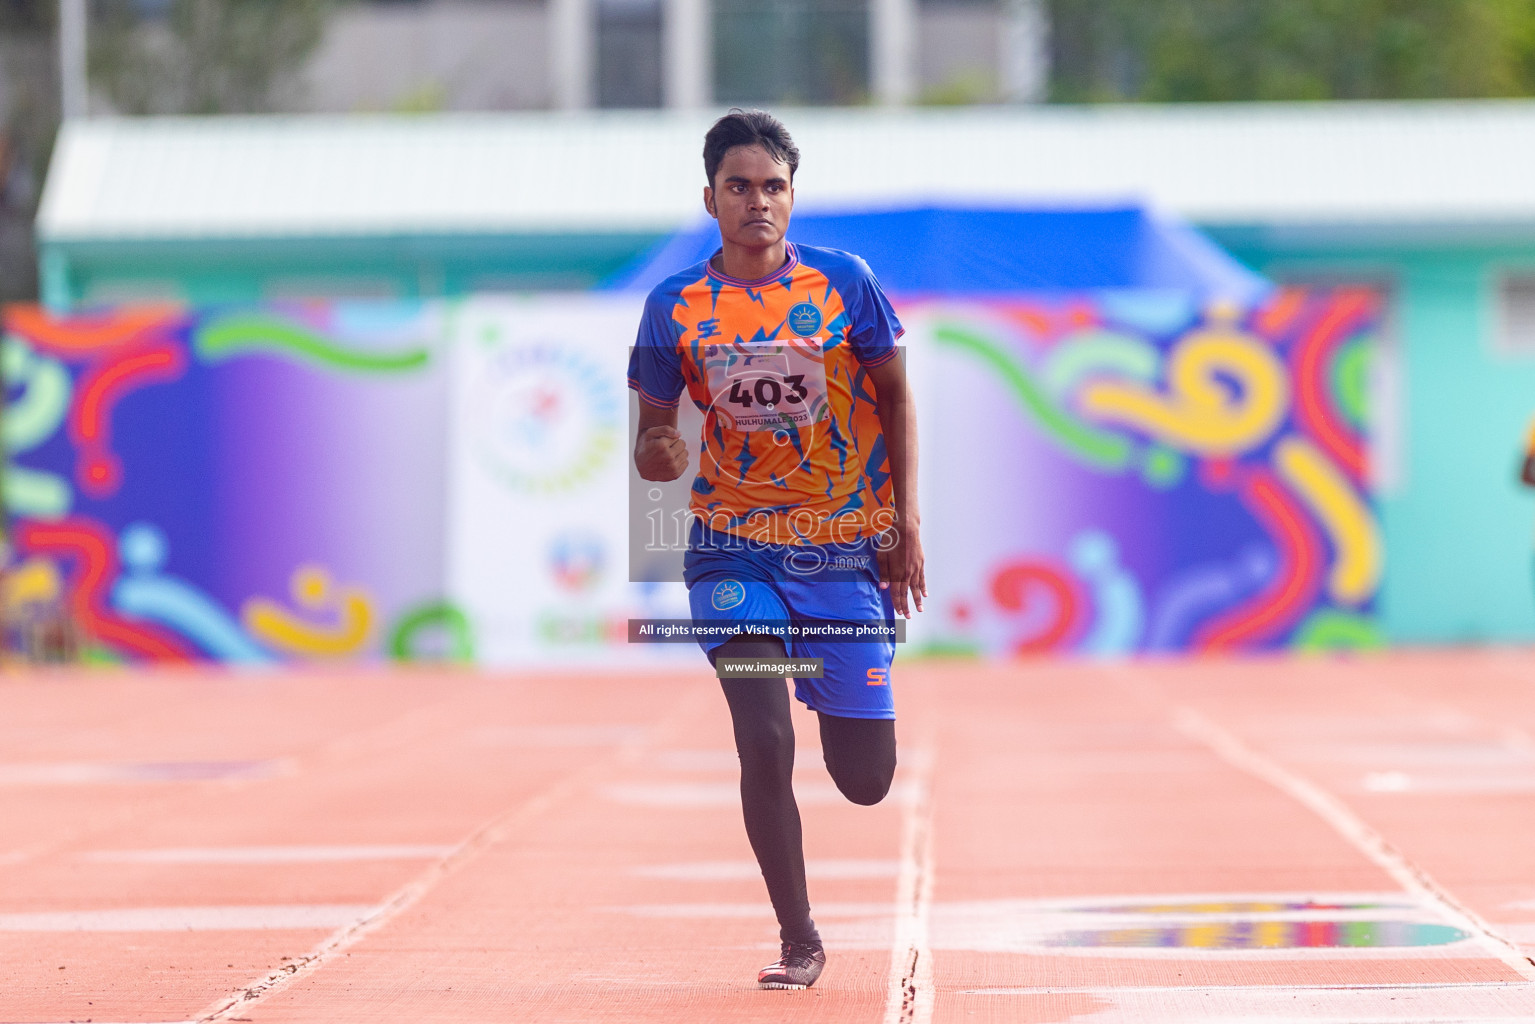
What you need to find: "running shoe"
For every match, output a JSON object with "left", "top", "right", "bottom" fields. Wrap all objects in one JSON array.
[{"left": 757, "top": 940, "right": 826, "bottom": 989}]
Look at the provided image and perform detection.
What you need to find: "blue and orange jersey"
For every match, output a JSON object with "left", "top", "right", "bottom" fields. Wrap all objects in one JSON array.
[{"left": 627, "top": 242, "right": 903, "bottom": 546}]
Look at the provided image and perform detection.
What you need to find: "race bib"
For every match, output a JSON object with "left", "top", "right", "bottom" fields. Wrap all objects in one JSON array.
[{"left": 702, "top": 338, "right": 830, "bottom": 433}]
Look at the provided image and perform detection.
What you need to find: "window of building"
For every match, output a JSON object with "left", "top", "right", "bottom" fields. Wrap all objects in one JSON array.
[
  {"left": 713, "top": 0, "right": 870, "bottom": 106},
  {"left": 916, "top": 0, "right": 1003, "bottom": 104},
  {"left": 597, "top": 0, "right": 663, "bottom": 108},
  {"left": 1496, "top": 273, "right": 1535, "bottom": 358}
]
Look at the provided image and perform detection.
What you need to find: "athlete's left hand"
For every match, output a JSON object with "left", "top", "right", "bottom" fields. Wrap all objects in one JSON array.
[{"left": 877, "top": 520, "right": 927, "bottom": 618}]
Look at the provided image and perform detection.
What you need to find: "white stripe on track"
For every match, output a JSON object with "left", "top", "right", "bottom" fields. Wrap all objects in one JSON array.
[
  {"left": 0, "top": 905, "right": 375, "bottom": 932},
  {"left": 884, "top": 745, "right": 936, "bottom": 1024},
  {"left": 193, "top": 690, "right": 711, "bottom": 1023},
  {"left": 1174, "top": 708, "right": 1535, "bottom": 983},
  {"left": 963, "top": 981, "right": 1535, "bottom": 995},
  {"left": 632, "top": 858, "right": 900, "bottom": 880},
  {"left": 603, "top": 780, "right": 920, "bottom": 806},
  {"left": 81, "top": 845, "right": 455, "bottom": 864}
]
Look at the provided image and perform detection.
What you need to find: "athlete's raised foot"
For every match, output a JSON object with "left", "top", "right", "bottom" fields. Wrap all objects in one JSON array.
[{"left": 758, "top": 940, "right": 826, "bottom": 989}]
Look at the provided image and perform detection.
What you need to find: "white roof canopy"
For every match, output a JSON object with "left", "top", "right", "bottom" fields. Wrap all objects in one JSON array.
[{"left": 37, "top": 101, "right": 1535, "bottom": 242}]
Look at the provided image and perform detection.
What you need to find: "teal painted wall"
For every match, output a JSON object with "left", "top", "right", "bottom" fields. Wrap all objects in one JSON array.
[
  {"left": 1215, "top": 232, "right": 1535, "bottom": 644},
  {"left": 39, "top": 231, "right": 667, "bottom": 308}
]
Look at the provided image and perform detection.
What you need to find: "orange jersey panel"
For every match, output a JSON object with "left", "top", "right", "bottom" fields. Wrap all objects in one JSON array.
[{"left": 628, "top": 243, "right": 903, "bottom": 546}]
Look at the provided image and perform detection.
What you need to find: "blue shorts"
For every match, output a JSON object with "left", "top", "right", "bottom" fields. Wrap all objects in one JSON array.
[{"left": 684, "top": 521, "right": 896, "bottom": 720}]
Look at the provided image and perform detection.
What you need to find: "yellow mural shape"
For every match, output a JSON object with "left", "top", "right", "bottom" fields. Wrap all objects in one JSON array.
[
  {"left": 2, "top": 558, "right": 62, "bottom": 611},
  {"left": 1080, "top": 326, "right": 1290, "bottom": 456},
  {"left": 242, "top": 565, "right": 374, "bottom": 657},
  {"left": 1274, "top": 436, "right": 1383, "bottom": 605}
]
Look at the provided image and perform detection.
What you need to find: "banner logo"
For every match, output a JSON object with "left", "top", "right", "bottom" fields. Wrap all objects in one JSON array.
[{"left": 470, "top": 344, "right": 619, "bottom": 494}]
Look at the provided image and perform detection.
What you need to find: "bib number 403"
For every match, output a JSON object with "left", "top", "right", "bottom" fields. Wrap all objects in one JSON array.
[{"left": 728, "top": 375, "right": 810, "bottom": 408}]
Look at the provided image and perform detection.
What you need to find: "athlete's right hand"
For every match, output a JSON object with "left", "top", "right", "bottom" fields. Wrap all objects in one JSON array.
[{"left": 635, "top": 425, "right": 690, "bottom": 481}]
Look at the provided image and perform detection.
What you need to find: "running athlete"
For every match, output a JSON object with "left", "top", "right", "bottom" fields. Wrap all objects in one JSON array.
[{"left": 628, "top": 109, "right": 925, "bottom": 990}]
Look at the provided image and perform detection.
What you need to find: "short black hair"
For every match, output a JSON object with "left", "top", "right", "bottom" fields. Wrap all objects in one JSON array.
[{"left": 703, "top": 108, "right": 800, "bottom": 187}]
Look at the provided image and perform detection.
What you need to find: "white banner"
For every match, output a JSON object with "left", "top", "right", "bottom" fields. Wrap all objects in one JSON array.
[{"left": 445, "top": 295, "right": 690, "bottom": 667}]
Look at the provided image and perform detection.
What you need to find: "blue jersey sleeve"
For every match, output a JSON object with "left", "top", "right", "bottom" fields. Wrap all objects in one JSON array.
[
  {"left": 627, "top": 291, "right": 684, "bottom": 408},
  {"left": 844, "top": 259, "right": 903, "bottom": 367}
]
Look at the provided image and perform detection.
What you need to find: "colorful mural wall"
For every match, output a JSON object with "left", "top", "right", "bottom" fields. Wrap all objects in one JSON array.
[
  {"left": 1, "top": 288, "right": 1379, "bottom": 664},
  {"left": 905, "top": 288, "right": 1382, "bottom": 656},
  {"left": 1, "top": 302, "right": 459, "bottom": 664}
]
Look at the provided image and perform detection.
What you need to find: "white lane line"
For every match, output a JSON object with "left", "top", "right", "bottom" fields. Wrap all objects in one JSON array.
[
  {"left": 884, "top": 745, "right": 936, "bottom": 1024},
  {"left": 469, "top": 725, "right": 648, "bottom": 747},
  {"left": 632, "top": 858, "right": 900, "bottom": 881},
  {"left": 0, "top": 905, "right": 375, "bottom": 932},
  {"left": 1174, "top": 708, "right": 1535, "bottom": 983},
  {"left": 193, "top": 690, "right": 710, "bottom": 1023},
  {"left": 0, "top": 760, "right": 286, "bottom": 785},
  {"left": 80, "top": 845, "right": 455, "bottom": 864},
  {"left": 612, "top": 901, "right": 893, "bottom": 918},
  {"left": 966, "top": 980, "right": 1535, "bottom": 1022},
  {"left": 603, "top": 780, "right": 919, "bottom": 807},
  {"left": 963, "top": 982, "right": 1535, "bottom": 995},
  {"left": 651, "top": 749, "right": 740, "bottom": 771}
]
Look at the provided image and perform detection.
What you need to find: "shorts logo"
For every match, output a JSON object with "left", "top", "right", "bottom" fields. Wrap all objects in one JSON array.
[
  {"left": 787, "top": 302, "right": 822, "bottom": 338},
  {"left": 866, "top": 667, "right": 889, "bottom": 686},
  {"left": 712, "top": 579, "right": 746, "bottom": 611}
]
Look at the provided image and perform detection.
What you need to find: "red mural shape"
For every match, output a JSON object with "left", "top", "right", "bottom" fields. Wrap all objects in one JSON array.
[
  {"left": 68, "top": 341, "right": 188, "bottom": 497},
  {"left": 989, "top": 560, "right": 1081, "bottom": 654},
  {"left": 4, "top": 305, "right": 182, "bottom": 355},
  {"left": 1253, "top": 287, "right": 1308, "bottom": 338},
  {"left": 1000, "top": 299, "right": 1101, "bottom": 343},
  {"left": 1289, "top": 290, "right": 1376, "bottom": 483},
  {"left": 1195, "top": 469, "right": 1327, "bottom": 650},
  {"left": 16, "top": 517, "right": 194, "bottom": 660},
  {"left": 1003, "top": 304, "right": 1056, "bottom": 339}
]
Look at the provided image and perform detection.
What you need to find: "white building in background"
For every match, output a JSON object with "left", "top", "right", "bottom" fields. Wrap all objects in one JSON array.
[{"left": 299, "top": 0, "right": 1048, "bottom": 113}]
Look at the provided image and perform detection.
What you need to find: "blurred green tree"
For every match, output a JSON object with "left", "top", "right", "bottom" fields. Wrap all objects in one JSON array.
[
  {"left": 90, "top": 0, "right": 331, "bottom": 114},
  {"left": 1048, "top": 0, "right": 1535, "bottom": 102}
]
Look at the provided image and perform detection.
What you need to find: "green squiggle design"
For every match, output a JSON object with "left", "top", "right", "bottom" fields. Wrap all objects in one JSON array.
[
  {"left": 1333, "top": 335, "right": 1371, "bottom": 430},
  {"left": 5, "top": 466, "right": 71, "bottom": 519},
  {"left": 1293, "top": 609, "right": 1383, "bottom": 652},
  {"left": 196, "top": 315, "right": 429, "bottom": 373},
  {"left": 4, "top": 335, "right": 75, "bottom": 518},
  {"left": 2, "top": 337, "right": 72, "bottom": 448},
  {"left": 934, "top": 324, "right": 1132, "bottom": 470},
  {"left": 1042, "top": 330, "right": 1160, "bottom": 397},
  {"left": 1140, "top": 446, "right": 1186, "bottom": 489},
  {"left": 388, "top": 601, "right": 475, "bottom": 663}
]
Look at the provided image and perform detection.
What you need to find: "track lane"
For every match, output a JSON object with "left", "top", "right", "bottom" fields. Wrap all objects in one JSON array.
[{"left": 9, "top": 655, "right": 1535, "bottom": 1023}]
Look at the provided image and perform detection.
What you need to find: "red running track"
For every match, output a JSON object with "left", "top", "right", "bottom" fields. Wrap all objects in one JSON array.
[{"left": 6, "top": 652, "right": 1535, "bottom": 1022}]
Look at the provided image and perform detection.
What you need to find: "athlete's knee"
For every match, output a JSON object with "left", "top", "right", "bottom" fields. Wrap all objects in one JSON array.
[
  {"left": 735, "top": 716, "right": 795, "bottom": 778},
  {"left": 822, "top": 734, "right": 896, "bottom": 804},
  {"left": 818, "top": 714, "right": 896, "bottom": 805},
  {"left": 828, "top": 762, "right": 895, "bottom": 805}
]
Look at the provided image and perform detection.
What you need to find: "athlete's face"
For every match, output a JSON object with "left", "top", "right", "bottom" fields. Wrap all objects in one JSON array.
[{"left": 704, "top": 145, "right": 794, "bottom": 251}]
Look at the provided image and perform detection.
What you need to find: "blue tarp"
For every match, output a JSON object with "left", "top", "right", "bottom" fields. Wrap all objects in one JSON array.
[{"left": 605, "top": 204, "right": 1269, "bottom": 302}]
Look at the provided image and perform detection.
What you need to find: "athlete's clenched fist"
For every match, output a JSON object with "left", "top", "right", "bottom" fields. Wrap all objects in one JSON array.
[{"left": 635, "top": 425, "right": 690, "bottom": 481}]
